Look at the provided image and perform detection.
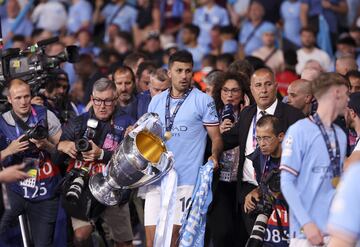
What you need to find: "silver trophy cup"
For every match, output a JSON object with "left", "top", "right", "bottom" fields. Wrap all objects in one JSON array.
[{"left": 89, "top": 113, "right": 174, "bottom": 206}]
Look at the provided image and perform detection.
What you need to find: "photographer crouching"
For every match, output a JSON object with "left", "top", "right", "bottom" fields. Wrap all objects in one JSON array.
[
  {"left": 56, "top": 78, "right": 135, "bottom": 247},
  {"left": 0, "top": 78, "right": 62, "bottom": 246},
  {"left": 245, "top": 115, "right": 290, "bottom": 247}
]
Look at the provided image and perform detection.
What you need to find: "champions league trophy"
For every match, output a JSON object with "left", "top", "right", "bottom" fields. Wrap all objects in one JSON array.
[{"left": 89, "top": 113, "right": 174, "bottom": 206}]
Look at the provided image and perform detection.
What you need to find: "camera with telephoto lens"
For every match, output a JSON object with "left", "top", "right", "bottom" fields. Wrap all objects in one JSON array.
[
  {"left": 65, "top": 167, "right": 89, "bottom": 203},
  {"left": 75, "top": 119, "right": 98, "bottom": 159},
  {"left": 20, "top": 123, "right": 48, "bottom": 142},
  {"left": 245, "top": 169, "right": 281, "bottom": 247},
  {"left": 222, "top": 104, "right": 235, "bottom": 123}
]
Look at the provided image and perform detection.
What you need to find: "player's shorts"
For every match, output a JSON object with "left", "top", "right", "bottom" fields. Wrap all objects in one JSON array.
[{"left": 144, "top": 185, "right": 194, "bottom": 226}]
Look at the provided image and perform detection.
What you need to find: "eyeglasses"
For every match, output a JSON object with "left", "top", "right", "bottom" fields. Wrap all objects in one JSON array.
[
  {"left": 92, "top": 97, "right": 116, "bottom": 106},
  {"left": 255, "top": 136, "right": 274, "bottom": 144},
  {"left": 221, "top": 88, "right": 241, "bottom": 95}
]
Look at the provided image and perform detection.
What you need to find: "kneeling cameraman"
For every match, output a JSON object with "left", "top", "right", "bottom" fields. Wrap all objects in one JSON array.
[
  {"left": 244, "top": 115, "right": 290, "bottom": 246},
  {"left": 57, "top": 78, "right": 134, "bottom": 247},
  {"left": 0, "top": 78, "right": 62, "bottom": 246}
]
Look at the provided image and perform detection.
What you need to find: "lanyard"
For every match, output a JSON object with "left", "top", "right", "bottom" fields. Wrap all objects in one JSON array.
[
  {"left": 252, "top": 110, "right": 266, "bottom": 149},
  {"left": 260, "top": 156, "right": 280, "bottom": 182},
  {"left": 312, "top": 113, "right": 341, "bottom": 177},
  {"left": 165, "top": 87, "right": 192, "bottom": 132},
  {"left": 252, "top": 114, "right": 257, "bottom": 149}
]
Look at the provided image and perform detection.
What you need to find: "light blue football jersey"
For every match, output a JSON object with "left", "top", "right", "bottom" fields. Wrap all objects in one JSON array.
[{"left": 148, "top": 88, "right": 219, "bottom": 185}]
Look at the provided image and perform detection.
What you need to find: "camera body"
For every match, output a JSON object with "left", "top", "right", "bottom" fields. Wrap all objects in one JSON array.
[
  {"left": 222, "top": 104, "right": 235, "bottom": 123},
  {"left": 20, "top": 123, "right": 48, "bottom": 142},
  {"left": 75, "top": 119, "right": 99, "bottom": 158}
]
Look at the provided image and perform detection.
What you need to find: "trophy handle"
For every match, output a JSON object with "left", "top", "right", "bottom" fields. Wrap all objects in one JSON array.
[
  {"left": 127, "top": 152, "right": 174, "bottom": 188},
  {"left": 129, "top": 113, "right": 163, "bottom": 139}
]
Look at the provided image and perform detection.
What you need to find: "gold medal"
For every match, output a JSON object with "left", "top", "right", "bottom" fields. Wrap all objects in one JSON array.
[
  {"left": 332, "top": 176, "right": 340, "bottom": 188},
  {"left": 164, "top": 131, "right": 172, "bottom": 140}
]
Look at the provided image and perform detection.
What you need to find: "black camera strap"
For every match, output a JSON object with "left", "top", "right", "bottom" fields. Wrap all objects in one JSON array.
[{"left": 10, "top": 110, "right": 31, "bottom": 132}]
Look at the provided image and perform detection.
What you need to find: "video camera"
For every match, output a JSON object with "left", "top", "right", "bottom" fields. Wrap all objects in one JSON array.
[
  {"left": 0, "top": 36, "right": 79, "bottom": 96},
  {"left": 246, "top": 169, "right": 281, "bottom": 247}
]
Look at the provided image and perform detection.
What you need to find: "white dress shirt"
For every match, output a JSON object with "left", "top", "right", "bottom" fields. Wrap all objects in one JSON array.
[{"left": 242, "top": 99, "right": 278, "bottom": 185}]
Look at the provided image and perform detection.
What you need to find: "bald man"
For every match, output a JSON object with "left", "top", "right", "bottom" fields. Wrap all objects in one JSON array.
[
  {"left": 301, "top": 68, "right": 321, "bottom": 81},
  {"left": 336, "top": 56, "right": 358, "bottom": 76},
  {"left": 287, "top": 79, "right": 313, "bottom": 116}
]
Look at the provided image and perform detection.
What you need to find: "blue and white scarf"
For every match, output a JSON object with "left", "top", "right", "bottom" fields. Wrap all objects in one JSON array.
[{"left": 178, "top": 161, "right": 214, "bottom": 247}]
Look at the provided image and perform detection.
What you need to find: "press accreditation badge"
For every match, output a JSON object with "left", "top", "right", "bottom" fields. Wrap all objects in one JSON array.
[
  {"left": 19, "top": 158, "right": 39, "bottom": 189},
  {"left": 219, "top": 161, "right": 232, "bottom": 182}
]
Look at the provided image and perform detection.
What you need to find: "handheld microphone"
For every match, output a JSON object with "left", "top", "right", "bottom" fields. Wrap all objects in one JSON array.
[{"left": 222, "top": 104, "right": 235, "bottom": 123}]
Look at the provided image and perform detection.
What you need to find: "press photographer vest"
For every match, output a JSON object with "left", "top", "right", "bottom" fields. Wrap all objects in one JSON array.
[
  {"left": 0, "top": 105, "right": 61, "bottom": 201},
  {"left": 66, "top": 110, "right": 130, "bottom": 175},
  {"left": 61, "top": 110, "right": 133, "bottom": 220}
]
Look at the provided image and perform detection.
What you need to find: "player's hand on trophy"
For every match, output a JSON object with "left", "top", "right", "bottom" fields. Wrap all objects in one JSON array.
[
  {"left": 124, "top": 125, "right": 134, "bottom": 137},
  {"left": 57, "top": 140, "right": 77, "bottom": 159},
  {"left": 82, "top": 140, "right": 102, "bottom": 162},
  {"left": 244, "top": 187, "right": 260, "bottom": 213}
]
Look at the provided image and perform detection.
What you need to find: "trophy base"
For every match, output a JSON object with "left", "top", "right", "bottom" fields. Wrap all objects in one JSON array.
[{"left": 89, "top": 173, "right": 122, "bottom": 206}]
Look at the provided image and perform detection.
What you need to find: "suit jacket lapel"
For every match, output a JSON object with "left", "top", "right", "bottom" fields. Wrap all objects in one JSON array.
[
  {"left": 240, "top": 105, "right": 257, "bottom": 150},
  {"left": 274, "top": 101, "right": 284, "bottom": 119}
]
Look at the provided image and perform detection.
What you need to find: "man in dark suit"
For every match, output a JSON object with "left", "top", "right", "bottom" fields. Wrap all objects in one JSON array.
[{"left": 222, "top": 67, "right": 304, "bottom": 241}]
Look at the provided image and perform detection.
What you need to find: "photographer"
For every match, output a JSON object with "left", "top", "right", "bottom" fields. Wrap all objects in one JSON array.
[
  {"left": 0, "top": 78, "right": 62, "bottom": 246},
  {"left": 57, "top": 78, "right": 134, "bottom": 247},
  {"left": 31, "top": 69, "right": 79, "bottom": 124},
  {"left": 245, "top": 115, "right": 289, "bottom": 246}
]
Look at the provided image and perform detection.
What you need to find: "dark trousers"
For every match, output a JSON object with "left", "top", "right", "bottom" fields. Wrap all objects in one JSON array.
[
  {"left": 0, "top": 189, "right": 59, "bottom": 247},
  {"left": 238, "top": 181, "right": 258, "bottom": 234},
  {"left": 207, "top": 181, "right": 248, "bottom": 247}
]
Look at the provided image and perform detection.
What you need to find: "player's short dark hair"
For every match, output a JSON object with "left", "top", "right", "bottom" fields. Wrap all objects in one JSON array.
[{"left": 169, "top": 50, "right": 193, "bottom": 68}]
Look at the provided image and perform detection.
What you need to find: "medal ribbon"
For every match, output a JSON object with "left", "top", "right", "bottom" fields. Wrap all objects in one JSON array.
[
  {"left": 165, "top": 87, "right": 192, "bottom": 133},
  {"left": 312, "top": 113, "right": 341, "bottom": 178}
]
